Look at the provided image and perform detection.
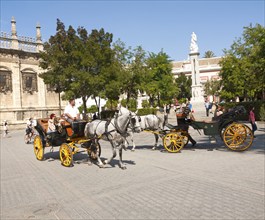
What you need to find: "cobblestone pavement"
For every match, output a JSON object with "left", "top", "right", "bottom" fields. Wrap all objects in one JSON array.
[{"left": 1, "top": 115, "right": 264, "bottom": 219}]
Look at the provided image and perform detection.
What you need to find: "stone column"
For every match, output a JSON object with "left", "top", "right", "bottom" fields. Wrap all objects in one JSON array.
[
  {"left": 11, "top": 17, "right": 19, "bottom": 50},
  {"left": 12, "top": 57, "right": 22, "bottom": 108},
  {"left": 190, "top": 52, "right": 204, "bottom": 102},
  {"left": 36, "top": 22, "right": 43, "bottom": 52},
  {"left": 37, "top": 68, "right": 46, "bottom": 110},
  {"left": 188, "top": 32, "right": 205, "bottom": 119}
]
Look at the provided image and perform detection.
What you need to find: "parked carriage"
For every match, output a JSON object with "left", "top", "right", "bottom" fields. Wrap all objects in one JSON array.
[
  {"left": 33, "top": 118, "right": 101, "bottom": 167},
  {"left": 159, "top": 105, "right": 254, "bottom": 153}
]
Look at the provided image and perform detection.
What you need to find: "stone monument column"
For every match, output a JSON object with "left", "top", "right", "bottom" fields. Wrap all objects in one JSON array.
[
  {"left": 189, "top": 32, "right": 204, "bottom": 103},
  {"left": 189, "top": 32, "right": 205, "bottom": 119}
]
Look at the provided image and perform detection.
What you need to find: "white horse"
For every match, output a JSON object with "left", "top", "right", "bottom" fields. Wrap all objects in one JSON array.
[
  {"left": 126, "top": 114, "right": 165, "bottom": 151},
  {"left": 84, "top": 106, "right": 141, "bottom": 169}
]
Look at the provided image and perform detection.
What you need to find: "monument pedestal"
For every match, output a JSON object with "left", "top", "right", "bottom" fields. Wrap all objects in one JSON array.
[{"left": 191, "top": 101, "right": 206, "bottom": 120}]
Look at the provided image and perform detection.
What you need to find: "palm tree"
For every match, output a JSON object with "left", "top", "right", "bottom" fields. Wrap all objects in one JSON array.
[{"left": 203, "top": 50, "right": 215, "bottom": 58}]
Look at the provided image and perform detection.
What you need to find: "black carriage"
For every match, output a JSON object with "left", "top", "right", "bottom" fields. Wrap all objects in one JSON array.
[
  {"left": 161, "top": 106, "right": 254, "bottom": 153},
  {"left": 33, "top": 118, "right": 101, "bottom": 167}
]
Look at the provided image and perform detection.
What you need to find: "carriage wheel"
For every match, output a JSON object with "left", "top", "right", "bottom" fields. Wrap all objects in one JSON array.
[
  {"left": 59, "top": 143, "right": 73, "bottom": 167},
  {"left": 223, "top": 123, "right": 254, "bottom": 151},
  {"left": 163, "top": 132, "right": 185, "bottom": 153},
  {"left": 88, "top": 141, "right": 101, "bottom": 160},
  {"left": 180, "top": 130, "right": 189, "bottom": 147},
  {"left": 33, "top": 135, "right": 44, "bottom": 161}
]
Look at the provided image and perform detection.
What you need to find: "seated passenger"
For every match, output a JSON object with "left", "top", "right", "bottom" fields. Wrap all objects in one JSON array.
[
  {"left": 47, "top": 113, "right": 57, "bottom": 134},
  {"left": 64, "top": 99, "right": 80, "bottom": 123}
]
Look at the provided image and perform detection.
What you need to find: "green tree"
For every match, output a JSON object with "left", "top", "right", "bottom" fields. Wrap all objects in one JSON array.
[
  {"left": 175, "top": 72, "right": 192, "bottom": 99},
  {"left": 121, "top": 46, "right": 147, "bottom": 105},
  {"left": 143, "top": 51, "right": 179, "bottom": 106},
  {"left": 39, "top": 19, "right": 74, "bottom": 115},
  {"left": 203, "top": 50, "right": 215, "bottom": 58},
  {"left": 219, "top": 23, "right": 265, "bottom": 101},
  {"left": 40, "top": 19, "right": 118, "bottom": 115},
  {"left": 204, "top": 79, "right": 221, "bottom": 96}
]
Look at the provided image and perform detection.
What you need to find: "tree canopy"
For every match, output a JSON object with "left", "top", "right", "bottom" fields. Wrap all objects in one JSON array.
[
  {"left": 39, "top": 19, "right": 118, "bottom": 113},
  {"left": 219, "top": 23, "right": 265, "bottom": 101},
  {"left": 143, "top": 51, "right": 179, "bottom": 106},
  {"left": 203, "top": 50, "right": 215, "bottom": 58},
  {"left": 39, "top": 19, "right": 180, "bottom": 112},
  {"left": 175, "top": 72, "right": 192, "bottom": 100}
]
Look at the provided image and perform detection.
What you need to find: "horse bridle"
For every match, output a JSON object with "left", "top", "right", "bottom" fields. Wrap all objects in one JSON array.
[{"left": 114, "top": 111, "right": 141, "bottom": 135}]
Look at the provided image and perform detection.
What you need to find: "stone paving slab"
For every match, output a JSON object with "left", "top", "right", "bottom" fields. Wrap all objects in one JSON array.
[{"left": 0, "top": 117, "right": 264, "bottom": 220}]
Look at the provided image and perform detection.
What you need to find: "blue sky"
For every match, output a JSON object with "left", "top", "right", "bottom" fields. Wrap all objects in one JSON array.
[{"left": 1, "top": 0, "right": 264, "bottom": 61}]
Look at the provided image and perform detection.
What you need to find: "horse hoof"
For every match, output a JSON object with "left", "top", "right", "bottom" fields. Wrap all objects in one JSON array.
[
  {"left": 152, "top": 147, "right": 156, "bottom": 150},
  {"left": 103, "top": 160, "right": 108, "bottom": 165},
  {"left": 131, "top": 149, "right": 135, "bottom": 152},
  {"left": 121, "top": 166, "right": 127, "bottom": 170},
  {"left": 98, "top": 164, "right": 105, "bottom": 168}
]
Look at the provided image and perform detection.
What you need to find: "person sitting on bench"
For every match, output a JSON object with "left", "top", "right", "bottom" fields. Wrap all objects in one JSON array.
[
  {"left": 47, "top": 113, "right": 57, "bottom": 134},
  {"left": 64, "top": 99, "right": 80, "bottom": 123}
]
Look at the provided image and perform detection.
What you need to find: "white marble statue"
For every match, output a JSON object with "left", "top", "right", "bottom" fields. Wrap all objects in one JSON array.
[{"left": 190, "top": 32, "right": 198, "bottom": 52}]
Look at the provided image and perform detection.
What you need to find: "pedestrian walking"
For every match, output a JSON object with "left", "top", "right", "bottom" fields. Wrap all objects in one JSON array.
[
  {"left": 204, "top": 100, "right": 210, "bottom": 117},
  {"left": 3, "top": 120, "right": 8, "bottom": 137},
  {"left": 249, "top": 106, "right": 257, "bottom": 137}
]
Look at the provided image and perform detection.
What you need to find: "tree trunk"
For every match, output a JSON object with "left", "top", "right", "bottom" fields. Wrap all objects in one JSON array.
[
  {"left": 94, "top": 96, "right": 101, "bottom": 119},
  {"left": 58, "top": 92, "right": 61, "bottom": 116},
  {"left": 126, "top": 92, "right": 131, "bottom": 108},
  {"left": 98, "top": 97, "right": 101, "bottom": 119},
  {"left": 82, "top": 96, "right": 87, "bottom": 114},
  {"left": 149, "top": 95, "right": 154, "bottom": 107},
  {"left": 158, "top": 94, "right": 160, "bottom": 107}
]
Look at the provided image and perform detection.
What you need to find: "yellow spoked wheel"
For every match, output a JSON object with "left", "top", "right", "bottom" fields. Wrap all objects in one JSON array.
[
  {"left": 163, "top": 132, "right": 185, "bottom": 153},
  {"left": 33, "top": 135, "right": 44, "bottom": 161},
  {"left": 180, "top": 130, "right": 189, "bottom": 147},
  {"left": 87, "top": 142, "right": 101, "bottom": 160},
  {"left": 223, "top": 123, "right": 254, "bottom": 151},
  {"left": 59, "top": 143, "right": 73, "bottom": 167}
]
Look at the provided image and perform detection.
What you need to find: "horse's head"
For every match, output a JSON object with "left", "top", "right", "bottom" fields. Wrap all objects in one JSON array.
[{"left": 128, "top": 110, "right": 141, "bottom": 133}]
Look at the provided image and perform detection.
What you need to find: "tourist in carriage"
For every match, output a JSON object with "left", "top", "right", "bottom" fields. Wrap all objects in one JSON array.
[
  {"left": 64, "top": 99, "right": 86, "bottom": 136},
  {"left": 64, "top": 99, "right": 80, "bottom": 123},
  {"left": 47, "top": 113, "right": 58, "bottom": 134}
]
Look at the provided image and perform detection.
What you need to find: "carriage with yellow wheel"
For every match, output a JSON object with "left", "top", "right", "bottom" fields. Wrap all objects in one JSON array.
[
  {"left": 162, "top": 105, "right": 254, "bottom": 153},
  {"left": 33, "top": 118, "right": 101, "bottom": 167}
]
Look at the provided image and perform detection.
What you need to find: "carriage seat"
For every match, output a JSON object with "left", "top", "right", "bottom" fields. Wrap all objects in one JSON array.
[
  {"left": 61, "top": 120, "right": 87, "bottom": 138},
  {"left": 37, "top": 119, "right": 49, "bottom": 134}
]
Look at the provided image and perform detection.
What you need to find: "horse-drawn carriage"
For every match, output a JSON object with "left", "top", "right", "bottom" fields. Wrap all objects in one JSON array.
[
  {"left": 160, "top": 105, "right": 254, "bottom": 153},
  {"left": 33, "top": 107, "right": 142, "bottom": 169},
  {"left": 33, "top": 118, "right": 101, "bottom": 167}
]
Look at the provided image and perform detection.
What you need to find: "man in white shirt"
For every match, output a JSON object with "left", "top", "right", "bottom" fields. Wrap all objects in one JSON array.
[{"left": 64, "top": 99, "right": 80, "bottom": 123}]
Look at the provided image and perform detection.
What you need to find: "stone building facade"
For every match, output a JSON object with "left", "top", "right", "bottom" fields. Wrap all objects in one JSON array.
[{"left": 0, "top": 17, "right": 66, "bottom": 127}]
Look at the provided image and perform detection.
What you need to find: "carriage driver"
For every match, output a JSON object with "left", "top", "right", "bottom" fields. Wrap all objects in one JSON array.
[{"left": 64, "top": 99, "right": 80, "bottom": 123}]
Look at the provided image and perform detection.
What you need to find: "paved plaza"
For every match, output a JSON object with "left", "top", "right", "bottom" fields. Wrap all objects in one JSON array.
[{"left": 1, "top": 114, "right": 264, "bottom": 219}]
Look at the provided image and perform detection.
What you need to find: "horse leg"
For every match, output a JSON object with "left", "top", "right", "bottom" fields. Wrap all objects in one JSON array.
[
  {"left": 93, "top": 139, "right": 104, "bottom": 168},
  {"left": 103, "top": 141, "right": 116, "bottom": 165},
  {"left": 118, "top": 145, "right": 126, "bottom": 170},
  {"left": 152, "top": 133, "right": 159, "bottom": 150},
  {"left": 130, "top": 133, "right": 136, "bottom": 151}
]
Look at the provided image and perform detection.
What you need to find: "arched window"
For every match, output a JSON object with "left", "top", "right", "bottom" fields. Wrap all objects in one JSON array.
[
  {"left": 21, "top": 69, "right": 38, "bottom": 93},
  {"left": 0, "top": 67, "right": 12, "bottom": 93}
]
